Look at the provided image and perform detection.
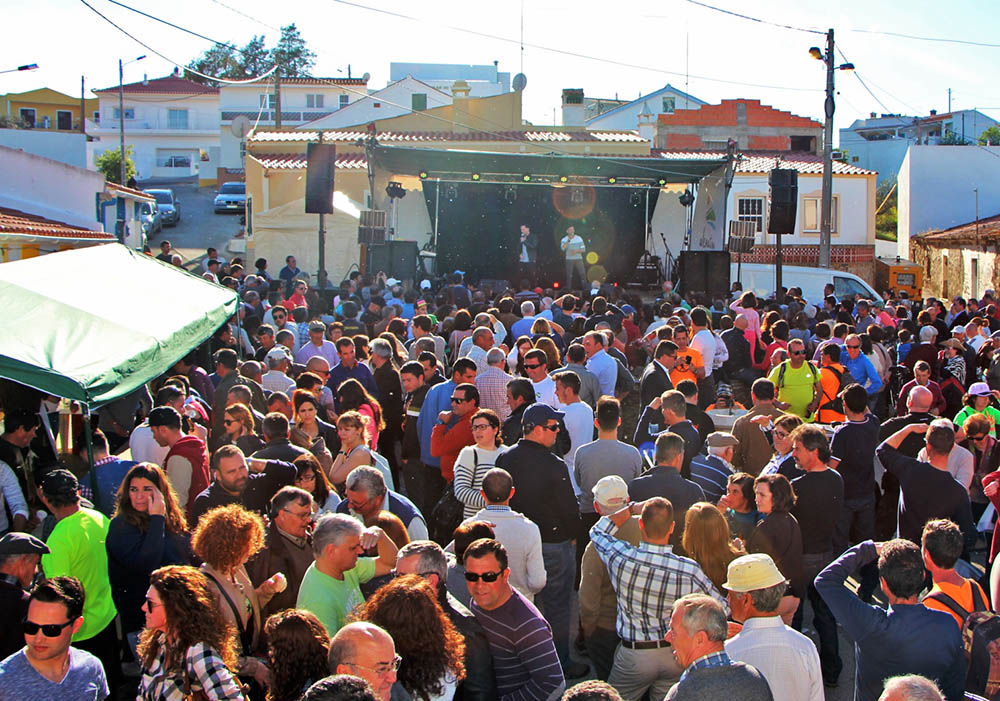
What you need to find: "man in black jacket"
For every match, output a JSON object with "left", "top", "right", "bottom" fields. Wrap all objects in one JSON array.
[
  {"left": 640, "top": 340, "right": 677, "bottom": 407},
  {"left": 501, "top": 379, "right": 534, "bottom": 447},
  {"left": 190, "top": 444, "right": 297, "bottom": 522},
  {"left": 497, "top": 403, "right": 588, "bottom": 679},
  {"left": 396, "top": 541, "right": 498, "bottom": 701},
  {"left": 634, "top": 390, "right": 703, "bottom": 479},
  {"left": 721, "top": 314, "right": 759, "bottom": 394}
]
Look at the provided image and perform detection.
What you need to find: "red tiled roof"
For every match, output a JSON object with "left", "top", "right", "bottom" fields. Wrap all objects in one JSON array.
[
  {"left": 106, "top": 182, "right": 155, "bottom": 200},
  {"left": 94, "top": 75, "right": 219, "bottom": 95},
  {"left": 657, "top": 99, "right": 821, "bottom": 129},
  {"left": 250, "top": 129, "right": 646, "bottom": 144},
  {"left": 241, "top": 77, "right": 368, "bottom": 86},
  {"left": 653, "top": 149, "right": 876, "bottom": 175},
  {"left": 914, "top": 213, "right": 1000, "bottom": 243},
  {"left": 0, "top": 208, "right": 115, "bottom": 240},
  {"left": 249, "top": 153, "right": 368, "bottom": 170}
]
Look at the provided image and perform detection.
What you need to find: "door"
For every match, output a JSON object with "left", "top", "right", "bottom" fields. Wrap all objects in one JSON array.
[{"left": 57, "top": 110, "right": 73, "bottom": 130}]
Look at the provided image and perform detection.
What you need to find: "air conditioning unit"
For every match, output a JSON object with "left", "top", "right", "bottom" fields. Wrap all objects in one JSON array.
[{"left": 831, "top": 150, "right": 846, "bottom": 162}]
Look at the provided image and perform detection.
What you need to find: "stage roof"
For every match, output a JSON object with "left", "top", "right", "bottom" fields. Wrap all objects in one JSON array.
[{"left": 372, "top": 145, "right": 726, "bottom": 184}]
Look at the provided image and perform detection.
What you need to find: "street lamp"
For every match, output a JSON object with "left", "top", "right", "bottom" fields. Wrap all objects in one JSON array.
[
  {"left": 118, "top": 55, "right": 145, "bottom": 187},
  {"left": 0, "top": 63, "right": 38, "bottom": 75},
  {"left": 809, "top": 30, "right": 854, "bottom": 269}
]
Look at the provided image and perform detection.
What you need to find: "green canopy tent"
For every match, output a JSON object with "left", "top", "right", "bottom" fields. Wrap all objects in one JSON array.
[{"left": 0, "top": 243, "right": 238, "bottom": 507}]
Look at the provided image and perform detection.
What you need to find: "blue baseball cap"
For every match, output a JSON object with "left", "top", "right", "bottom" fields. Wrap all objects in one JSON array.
[{"left": 521, "top": 403, "right": 565, "bottom": 431}]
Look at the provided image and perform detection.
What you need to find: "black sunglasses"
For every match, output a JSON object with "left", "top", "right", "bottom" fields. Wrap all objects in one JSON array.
[
  {"left": 790, "top": 350, "right": 806, "bottom": 355},
  {"left": 451, "top": 396, "right": 469, "bottom": 403},
  {"left": 524, "top": 363, "right": 544, "bottom": 370},
  {"left": 541, "top": 423, "right": 560, "bottom": 432},
  {"left": 465, "top": 570, "right": 504, "bottom": 582},
  {"left": 23, "top": 619, "right": 74, "bottom": 637}
]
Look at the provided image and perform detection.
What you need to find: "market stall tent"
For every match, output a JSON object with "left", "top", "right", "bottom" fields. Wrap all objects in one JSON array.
[{"left": 0, "top": 243, "right": 238, "bottom": 407}]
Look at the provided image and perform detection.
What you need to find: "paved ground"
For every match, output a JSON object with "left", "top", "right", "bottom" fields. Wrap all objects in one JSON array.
[{"left": 144, "top": 183, "right": 243, "bottom": 270}]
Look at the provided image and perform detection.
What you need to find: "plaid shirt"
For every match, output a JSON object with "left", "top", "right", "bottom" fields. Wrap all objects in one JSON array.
[
  {"left": 590, "top": 516, "right": 727, "bottom": 642},
  {"left": 475, "top": 366, "right": 514, "bottom": 423},
  {"left": 138, "top": 641, "right": 243, "bottom": 700},
  {"left": 681, "top": 651, "right": 733, "bottom": 682}
]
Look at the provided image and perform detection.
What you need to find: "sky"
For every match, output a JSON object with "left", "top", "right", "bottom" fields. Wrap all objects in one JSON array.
[{"left": 4, "top": 0, "right": 1000, "bottom": 144}]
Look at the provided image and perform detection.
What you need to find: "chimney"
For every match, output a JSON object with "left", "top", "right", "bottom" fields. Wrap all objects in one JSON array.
[
  {"left": 637, "top": 101, "right": 655, "bottom": 143},
  {"left": 562, "top": 88, "right": 585, "bottom": 127},
  {"left": 930, "top": 109, "right": 937, "bottom": 116}
]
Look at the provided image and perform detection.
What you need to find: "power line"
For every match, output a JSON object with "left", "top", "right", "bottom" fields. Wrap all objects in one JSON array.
[
  {"left": 682, "top": 0, "right": 824, "bottom": 35},
  {"left": 77, "top": 0, "right": 277, "bottom": 84},
  {"left": 325, "top": 0, "right": 821, "bottom": 93},
  {"left": 104, "top": 0, "right": 247, "bottom": 55},
  {"left": 206, "top": 0, "right": 281, "bottom": 32},
  {"left": 848, "top": 28, "right": 1000, "bottom": 49}
]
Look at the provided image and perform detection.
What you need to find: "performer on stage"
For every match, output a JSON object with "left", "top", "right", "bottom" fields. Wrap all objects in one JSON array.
[
  {"left": 560, "top": 225, "right": 587, "bottom": 289},
  {"left": 519, "top": 224, "right": 537, "bottom": 283}
]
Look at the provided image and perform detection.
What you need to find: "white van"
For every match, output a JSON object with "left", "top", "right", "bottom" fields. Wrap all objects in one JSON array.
[{"left": 731, "top": 263, "right": 881, "bottom": 305}]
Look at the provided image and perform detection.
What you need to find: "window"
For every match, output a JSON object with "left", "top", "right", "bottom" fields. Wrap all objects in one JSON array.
[
  {"left": 167, "top": 109, "right": 188, "bottom": 129},
  {"left": 306, "top": 94, "right": 324, "bottom": 108},
  {"left": 942, "top": 255, "right": 949, "bottom": 299},
  {"left": 412, "top": 93, "right": 427, "bottom": 111},
  {"left": 339, "top": 94, "right": 349, "bottom": 108},
  {"left": 113, "top": 107, "right": 135, "bottom": 120},
  {"left": 661, "top": 97, "right": 676, "bottom": 113},
  {"left": 19, "top": 108, "right": 36, "bottom": 127},
  {"left": 703, "top": 139, "right": 729, "bottom": 150},
  {"left": 802, "top": 196, "right": 838, "bottom": 233},
  {"left": 57, "top": 110, "right": 73, "bottom": 130},
  {"left": 374, "top": 102, "right": 381, "bottom": 108},
  {"left": 93, "top": 110, "right": 100, "bottom": 123},
  {"left": 737, "top": 197, "right": 765, "bottom": 233},
  {"left": 259, "top": 94, "right": 277, "bottom": 108},
  {"left": 972, "top": 258, "right": 980, "bottom": 300}
]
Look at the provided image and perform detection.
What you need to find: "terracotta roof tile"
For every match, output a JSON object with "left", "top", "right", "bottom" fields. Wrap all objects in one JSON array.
[
  {"left": 249, "top": 153, "right": 367, "bottom": 170},
  {"left": 249, "top": 129, "right": 645, "bottom": 144},
  {"left": 653, "top": 149, "right": 876, "bottom": 175},
  {"left": 106, "top": 182, "right": 155, "bottom": 200},
  {"left": 0, "top": 208, "right": 115, "bottom": 240},
  {"left": 239, "top": 77, "right": 368, "bottom": 86},
  {"left": 94, "top": 74, "right": 219, "bottom": 95},
  {"left": 914, "top": 213, "right": 1000, "bottom": 243}
]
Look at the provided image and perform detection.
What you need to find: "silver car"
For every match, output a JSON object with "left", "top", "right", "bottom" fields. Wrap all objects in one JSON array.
[
  {"left": 214, "top": 181, "right": 246, "bottom": 214},
  {"left": 140, "top": 200, "right": 162, "bottom": 235},
  {"left": 145, "top": 188, "right": 180, "bottom": 226}
]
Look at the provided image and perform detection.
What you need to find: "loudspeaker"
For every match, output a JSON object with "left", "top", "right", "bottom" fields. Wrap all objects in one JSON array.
[
  {"left": 305, "top": 143, "right": 336, "bottom": 214},
  {"left": 367, "top": 241, "right": 419, "bottom": 280},
  {"left": 678, "top": 251, "right": 730, "bottom": 300},
  {"left": 358, "top": 210, "right": 387, "bottom": 245},
  {"left": 767, "top": 168, "right": 798, "bottom": 234}
]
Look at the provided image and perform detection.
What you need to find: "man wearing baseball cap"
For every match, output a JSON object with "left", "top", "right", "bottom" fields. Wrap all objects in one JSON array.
[
  {"left": 578, "top": 475, "right": 640, "bottom": 681},
  {"left": 263, "top": 345, "right": 296, "bottom": 396},
  {"left": 497, "top": 403, "right": 587, "bottom": 679},
  {"left": 0, "top": 532, "right": 48, "bottom": 659},
  {"left": 295, "top": 319, "right": 337, "bottom": 367},
  {"left": 724, "top": 553, "right": 824, "bottom": 700}
]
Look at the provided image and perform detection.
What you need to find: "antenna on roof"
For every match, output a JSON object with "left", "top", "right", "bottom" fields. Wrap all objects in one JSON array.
[{"left": 512, "top": 73, "right": 527, "bottom": 92}]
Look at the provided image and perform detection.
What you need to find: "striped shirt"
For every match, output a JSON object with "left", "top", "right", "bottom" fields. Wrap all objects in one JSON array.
[
  {"left": 590, "top": 516, "right": 727, "bottom": 642},
  {"left": 689, "top": 454, "right": 734, "bottom": 503},
  {"left": 471, "top": 587, "right": 565, "bottom": 701}
]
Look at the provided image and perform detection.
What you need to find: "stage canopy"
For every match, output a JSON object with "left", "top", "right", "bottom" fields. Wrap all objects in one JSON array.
[{"left": 0, "top": 243, "right": 238, "bottom": 407}]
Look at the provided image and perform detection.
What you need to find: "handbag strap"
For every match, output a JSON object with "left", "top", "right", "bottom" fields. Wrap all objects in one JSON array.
[{"left": 201, "top": 570, "right": 246, "bottom": 636}]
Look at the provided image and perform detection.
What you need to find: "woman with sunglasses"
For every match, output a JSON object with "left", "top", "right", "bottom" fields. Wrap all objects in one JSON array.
[
  {"left": 752, "top": 413, "right": 805, "bottom": 481},
  {"left": 294, "top": 453, "right": 341, "bottom": 514},
  {"left": 955, "top": 383, "right": 1000, "bottom": 437},
  {"left": 192, "top": 505, "right": 288, "bottom": 694},
  {"left": 138, "top": 565, "right": 244, "bottom": 700},
  {"left": 958, "top": 413, "right": 1000, "bottom": 519},
  {"left": 328, "top": 411, "right": 375, "bottom": 493},
  {"left": 453, "top": 409, "right": 506, "bottom": 520},
  {"left": 336, "top": 378, "right": 385, "bottom": 451},
  {"left": 106, "top": 464, "right": 192, "bottom": 652},
  {"left": 222, "top": 403, "right": 264, "bottom": 456}
]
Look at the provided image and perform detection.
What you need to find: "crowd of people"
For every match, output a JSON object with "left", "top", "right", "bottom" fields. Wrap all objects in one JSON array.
[{"left": 3, "top": 251, "right": 1000, "bottom": 701}]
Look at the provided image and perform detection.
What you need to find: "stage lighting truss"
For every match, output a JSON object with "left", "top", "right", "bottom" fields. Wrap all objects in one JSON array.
[{"left": 416, "top": 171, "right": 672, "bottom": 189}]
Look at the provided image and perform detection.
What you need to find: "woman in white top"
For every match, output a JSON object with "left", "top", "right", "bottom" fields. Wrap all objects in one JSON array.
[{"left": 452, "top": 409, "right": 506, "bottom": 519}]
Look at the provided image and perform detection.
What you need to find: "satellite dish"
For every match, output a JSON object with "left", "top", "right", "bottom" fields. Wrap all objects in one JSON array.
[
  {"left": 512, "top": 73, "right": 527, "bottom": 92},
  {"left": 231, "top": 115, "right": 252, "bottom": 138},
  {"left": 361, "top": 72, "right": 371, "bottom": 82}
]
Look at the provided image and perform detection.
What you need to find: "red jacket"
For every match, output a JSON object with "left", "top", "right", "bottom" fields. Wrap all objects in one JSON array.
[
  {"left": 430, "top": 412, "right": 475, "bottom": 482},
  {"left": 165, "top": 435, "right": 210, "bottom": 520}
]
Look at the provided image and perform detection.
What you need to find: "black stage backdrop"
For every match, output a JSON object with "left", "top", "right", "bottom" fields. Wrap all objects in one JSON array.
[{"left": 422, "top": 182, "right": 659, "bottom": 287}]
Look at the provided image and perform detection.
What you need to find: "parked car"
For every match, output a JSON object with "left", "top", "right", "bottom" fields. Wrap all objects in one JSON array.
[
  {"left": 140, "top": 200, "right": 162, "bottom": 236},
  {"left": 214, "top": 181, "right": 246, "bottom": 214},
  {"left": 145, "top": 188, "right": 180, "bottom": 226}
]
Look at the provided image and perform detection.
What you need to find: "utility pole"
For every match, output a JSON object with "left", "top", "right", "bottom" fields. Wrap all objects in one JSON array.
[
  {"left": 318, "top": 131, "right": 326, "bottom": 278},
  {"left": 80, "top": 76, "right": 86, "bottom": 135},
  {"left": 119, "top": 59, "right": 126, "bottom": 186},
  {"left": 274, "top": 68, "right": 282, "bottom": 129},
  {"left": 818, "top": 27, "right": 836, "bottom": 269},
  {"left": 948, "top": 88, "right": 952, "bottom": 112}
]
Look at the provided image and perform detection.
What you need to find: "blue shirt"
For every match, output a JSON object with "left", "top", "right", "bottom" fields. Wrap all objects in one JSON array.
[
  {"left": 842, "top": 352, "right": 883, "bottom": 396},
  {"left": 586, "top": 349, "right": 618, "bottom": 396},
  {"left": 416, "top": 380, "right": 455, "bottom": 467},
  {"left": 327, "top": 362, "right": 379, "bottom": 410}
]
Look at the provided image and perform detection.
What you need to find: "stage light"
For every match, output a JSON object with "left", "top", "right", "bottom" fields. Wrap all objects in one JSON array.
[
  {"left": 607, "top": 176, "right": 617, "bottom": 184},
  {"left": 471, "top": 173, "right": 481, "bottom": 181},
  {"left": 446, "top": 185, "right": 458, "bottom": 201},
  {"left": 419, "top": 171, "right": 428, "bottom": 179},
  {"left": 385, "top": 181, "right": 406, "bottom": 200},
  {"left": 559, "top": 175, "right": 569, "bottom": 183},
  {"left": 629, "top": 191, "right": 642, "bottom": 206},
  {"left": 678, "top": 189, "right": 695, "bottom": 207},
  {"left": 522, "top": 174, "right": 532, "bottom": 182},
  {"left": 657, "top": 177, "right": 667, "bottom": 187},
  {"left": 570, "top": 188, "right": 585, "bottom": 204},
  {"left": 553, "top": 281, "right": 560, "bottom": 289},
  {"left": 504, "top": 186, "right": 517, "bottom": 204}
]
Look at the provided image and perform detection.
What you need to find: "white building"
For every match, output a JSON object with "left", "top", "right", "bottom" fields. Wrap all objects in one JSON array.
[
  {"left": 389, "top": 62, "right": 509, "bottom": 97},
  {"left": 301, "top": 76, "right": 452, "bottom": 130},
  {"left": 89, "top": 71, "right": 220, "bottom": 185},
  {"left": 219, "top": 76, "right": 368, "bottom": 170},
  {"left": 573, "top": 84, "right": 706, "bottom": 132},
  {"left": 898, "top": 144, "right": 1000, "bottom": 257},
  {"left": 840, "top": 109, "right": 998, "bottom": 185}
]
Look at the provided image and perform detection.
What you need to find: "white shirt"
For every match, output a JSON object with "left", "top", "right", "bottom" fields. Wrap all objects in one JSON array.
[
  {"left": 690, "top": 329, "right": 717, "bottom": 374},
  {"left": 561, "top": 234, "right": 586, "bottom": 260},
  {"left": 129, "top": 422, "right": 169, "bottom": 467},
  {"left": 466, "top": 506, "right": 546, "bottom": 601},
  {"left": 560, "top": 401, "right": 594, "bottom": 495},
  {"left": 531, "top": 376, "right": 559, "bottom": 408},
  {"left": 725, "top": 615, "right": 824, "bottom": 701},
  {"left": 0, "top": 460, "right": 28, "bottom": 532},
  {"left": 586, "top": 349, "right": 618, "bottom": 396}
]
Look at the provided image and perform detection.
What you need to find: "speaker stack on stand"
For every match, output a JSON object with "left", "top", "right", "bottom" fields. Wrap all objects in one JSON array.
[{"left": 767, "top": 168, "right": 798, "bottom": 293}]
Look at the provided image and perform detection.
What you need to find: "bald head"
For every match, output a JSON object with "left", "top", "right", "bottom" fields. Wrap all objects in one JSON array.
[
  {"left": 328, "top": 622, "right": 397, "bottom": 700},
  {"left": 734, "top": 314, "right": 749, "bottom": 330},
  {"left": 306, "top": 356, "right": 331, "bottom": 375},
  {"left": 908, "top": 385, "right": 933, "bottom": 413}
]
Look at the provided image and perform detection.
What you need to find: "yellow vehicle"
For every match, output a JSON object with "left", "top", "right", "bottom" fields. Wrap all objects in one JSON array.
[{"left": 875, "top": 256, "right": 923, "bottom": 299}]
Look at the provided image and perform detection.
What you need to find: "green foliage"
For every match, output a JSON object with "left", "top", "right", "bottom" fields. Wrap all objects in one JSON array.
[
  {"left": 95, "top": 146, "right": 136, "bottom": 185},
  {"left": 271, "top": 24, "right": 316, "bottom": 78},
  {"left": 185, "top": 25, "right": 315, "bottom": 86},
  {"left": 875, "top": 177, "right": 897, "bottom": 241},
  {"left": 185, "top": 43, "right": 240, "bottom": 86},
  {"left": 940, "top": 129, "right": 970, "bottom": 145},
  {"left": 979, "top": 126, "right": 1000, "bottom": 146},
  {"left": 238, "top": 35, "right": 270, "bottom": 80}
]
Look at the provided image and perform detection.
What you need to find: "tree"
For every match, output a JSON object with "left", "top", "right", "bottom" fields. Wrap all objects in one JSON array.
[
  {"left": 979, "top": 126, "right": 1000, "bottom": 146},
  {"left": 238, "top": 35, "right": 270, "bottom": 80},
  {"left": 186, "top": 43, "right": 240, "bottom": 86},
  {"left": 875, "top": 176, "right": 898, "bottom": 241},
  {"left": 939, "top": 129, "right": 970, "bottom": 146},
  {"left": 96, "top": 146, "right": 136, "bottom": 185},
  {"left": 271, "top": 24, "right": 315, "bottom": 78}
]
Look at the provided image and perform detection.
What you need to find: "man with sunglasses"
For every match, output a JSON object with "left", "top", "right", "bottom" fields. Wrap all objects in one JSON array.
[
  {"left": 0, "top": 576, "right": 108, "bottom": 699},
  {"left": 841, "top": 334, "right": 882, "bottom": 405},
  {"left": 465, "top": 538, "right": 566, "bottom": 699},
  {"left": 430, "top": 383, "right": 479, "bottom": 483},
  {"left": 767, "top": 338, "right": 822, "bottom": 419},
  {"left": 0, "top": 533, "right": 49, "bottom": 661}
]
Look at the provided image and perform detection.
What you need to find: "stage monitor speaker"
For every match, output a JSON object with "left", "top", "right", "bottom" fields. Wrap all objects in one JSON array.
[
  {"left": 304, "top": 143, "right": 336, "bottom": 214},
  {"left": 678, "top": 251, "right": 730, "bottom": 300},
  {"left": 767, "top": 168, "right": 798, "bottom": 234},
  {"left": 367, "top": 241, "right": 419, "bottom": 281}
]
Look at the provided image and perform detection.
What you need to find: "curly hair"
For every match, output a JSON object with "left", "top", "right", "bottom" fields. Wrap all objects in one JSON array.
[
  {"left": 112, "top": 463, "right": 188, "bottom": 535},
  {"left": 355, "top": 575, "right": 465, "bottom": 699},
  {"left": 191, "top": 504, "right": 266, "bottom": 573},
  {"left": 264, "top": 609, "right": 330, "bottom": 701},
  {"left": 138, "top": 565, "right": 239, "bottom": 675},
  {"left": 682, "top": 502, "right": 744, "bottom": 591},
  {"left": 224, "top": 403, "right": 254, "bottom": 436}
]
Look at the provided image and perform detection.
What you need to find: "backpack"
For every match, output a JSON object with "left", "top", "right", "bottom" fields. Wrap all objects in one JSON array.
[
  {"left": 817, "top": 365, "right": 858, "bottom": 415},
  {"left": 923, "top": 585, "right": 998, "bottom": 699},
  {"left": 775, "top": 359, "right": 820, "bottom": 390}
]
